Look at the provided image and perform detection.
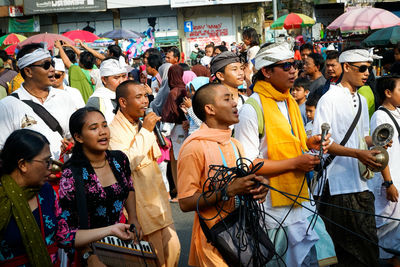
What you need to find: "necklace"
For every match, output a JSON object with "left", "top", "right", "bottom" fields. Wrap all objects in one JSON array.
[
  {"left": 25, "top": 88, "right": 49, "bottom": 102},
  {"left": 91, "top": 159, "right": 107, "bottom": 169}
]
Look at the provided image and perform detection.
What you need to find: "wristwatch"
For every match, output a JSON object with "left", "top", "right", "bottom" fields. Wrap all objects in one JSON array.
[
  {"left": 82, "top": 251, "right": 94, "bottom": 265},
  {"left": 382, "top": 180, "right": 393, "bottom": 189},
  {"left": 220, "top": 187, "right": 230, "bottom": 201}
]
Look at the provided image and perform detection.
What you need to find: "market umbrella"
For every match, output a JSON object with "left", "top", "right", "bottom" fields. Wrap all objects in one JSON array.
[
  {"left": 16, "top": 33, "right": 75, "bottom": 51},
  {"left": 100, "top": 29, "right": 144, "bottom": 39},
  {"left": 270, "top": 13, "right": 315, "bottom": 30},
  {"left": 62, "top": 30, "right": 99, "bottom": 43},
  {"left": 4, "top": 44, "right": 17, "bottom": 55},
  {"left": 91, "top": 37, "right": 115, "bottom": 46},
  {"left": 362, "top": 26, "right": 400, "bottom": 46},
  {"left": 0, "top": 33, "right": 26, "bottom": 46},
  {"left": 327, "top": 7, "right": 400, "bottom": 33}
]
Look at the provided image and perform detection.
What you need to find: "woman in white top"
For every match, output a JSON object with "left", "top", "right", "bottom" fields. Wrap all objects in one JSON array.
[{"left": 242, "top": 27, "right": 260, "bottom": 87}]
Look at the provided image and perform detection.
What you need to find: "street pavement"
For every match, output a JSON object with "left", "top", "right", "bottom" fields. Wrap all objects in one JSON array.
[{"left": 170, "top": 201, "right": 194, "bottom": 267}]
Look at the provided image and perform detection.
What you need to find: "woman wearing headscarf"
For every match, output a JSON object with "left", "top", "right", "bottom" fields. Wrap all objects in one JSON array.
[
  {"left": 0, "top": 129, "right": 136, "bottom": 266},
  {"left": 162, "top": 65, "right": 188, "bottom": 194},
  {"left": 191, "top": 64, "right": 211, "bottom": 78},
  {"left": 150, "top": 63, "right": 172, "bottom": 117}
]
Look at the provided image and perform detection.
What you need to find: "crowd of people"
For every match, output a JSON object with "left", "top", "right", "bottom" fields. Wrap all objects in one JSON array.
[{"left": 0, "top": 25, "right": 399, "bottom": 267}]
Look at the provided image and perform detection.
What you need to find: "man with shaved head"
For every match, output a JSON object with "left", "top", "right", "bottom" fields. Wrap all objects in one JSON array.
[
  {"left": 177, "top": 83, "right": 268, "bottom": 266},
  {"left": 109, "top": 80, "right": 181, "bottom": 267}
]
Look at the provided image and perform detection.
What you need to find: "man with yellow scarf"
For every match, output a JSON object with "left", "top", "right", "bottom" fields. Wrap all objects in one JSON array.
[{"left": 235, "top": 42, "right": 337, "bottom": 267}]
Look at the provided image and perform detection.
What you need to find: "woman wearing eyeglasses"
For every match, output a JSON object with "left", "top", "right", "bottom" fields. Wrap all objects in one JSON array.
[
  {"left": 58, "top": 107, "right": 142, "bottom": 266},
  {"left": 0, "top": 129, "right": 137, "bottom": 266}
]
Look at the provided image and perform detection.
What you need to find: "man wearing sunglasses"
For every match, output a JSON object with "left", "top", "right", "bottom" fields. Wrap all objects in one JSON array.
[
  {"left": 52, "top": 58, "right": 84, "bottom": 110},
  {"left": 312, "top": 46, "right": 382, "bottom": 266},
  {"left": 0, "top": 43, "right": 76, "bottom": 160},
  {"left": 235, "top": 42, "right": 337, "bottom": 266}
]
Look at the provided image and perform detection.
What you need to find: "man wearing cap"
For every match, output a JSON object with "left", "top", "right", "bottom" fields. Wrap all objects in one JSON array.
[
  {"left": 210, "top": 51, "right": 247, "bottom": 110},
  {"left": 312, "top": 46, "right": 382, "bottom": 266},
  {"left": 235, "top": 42, "right": 337, "bottom": 266},
  {"left": 0, "top": 43, "right": 76, "bottom": 158},
  {"left": 86, "top": 58, "right": 127, "bottom": 123},
  {"left": 52, "top": 58, "right": 85, "bottom": 110}
]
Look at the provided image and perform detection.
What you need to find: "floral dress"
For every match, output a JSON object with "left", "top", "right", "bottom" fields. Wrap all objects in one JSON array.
[
  {"left": 0, "top": 182, "right": 76, "bottom": 265},
  {"left": 58, "top": 150, "right": 134, "bottom": 230}
]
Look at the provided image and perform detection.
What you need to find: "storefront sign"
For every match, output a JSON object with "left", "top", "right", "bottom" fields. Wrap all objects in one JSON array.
[
  {"left": 9, "top": 6, "right": 24, "bottom": 17},
  {"left": 9, "top": 16, "right": 40, "bottom": 33},
  {"left": 24, "top": 0, "right": 106, "bottom": 15},
  {"left": 184, "top": 21, "right": 193, "bottom": 32},
  {"left": 171, "top": 0, "right": 268, "bottom": 8},
  {"left": 107, "top": 0, "right": 169, "bottom": 8}
]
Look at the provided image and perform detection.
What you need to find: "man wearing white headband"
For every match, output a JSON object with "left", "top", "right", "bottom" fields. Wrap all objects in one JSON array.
[
  {"left": 235, "top": 42, "right": 337, "bottom": 266},
  {"left": 0, "top": 43, "right": 76, "bottom": 159},
  {"left": 86, "top": 58, "right": 127, "bottom": 123},
  {"left": 312, "top": 46, "right": 381, "bottom": 266}
]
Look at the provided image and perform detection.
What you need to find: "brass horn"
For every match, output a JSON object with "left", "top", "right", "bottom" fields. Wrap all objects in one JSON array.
[
  {"left": 50, "top": 159, "right": 64, "bottom": 173},
  {"left": 369, "top": 123, "right": 393, "bottom": 172}
]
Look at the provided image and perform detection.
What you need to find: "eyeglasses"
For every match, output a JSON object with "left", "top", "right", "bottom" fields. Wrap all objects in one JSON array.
[
  {"left": 348, "top": 63, "right": 373, "bottom": 73},
  {"left": 31, "top": 158, "right": 54, "bottom": 169},
  {"left": 29, "top": 60, "right": 55, "bottom": 70},
  {"left": 269, "top": 61, "right": 298, "bottom": 71}
]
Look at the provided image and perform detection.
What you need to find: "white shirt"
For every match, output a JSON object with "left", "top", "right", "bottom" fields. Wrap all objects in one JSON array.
[
  {"left": 312, "top": 84, "right": 370, "bottom": 196},
  {"left": 200, "top": 56, "right": 212, "bottom": 66},
  {"left": 63, "top": 85, "right": 85, "bottom": 110},
  {"left": 368, "top": 107, "right": 400, "bottom": 229},
  {"left": 0, "top": 85, "right": 76, "bottom": 158},
  {"left": 87, "top": 86, "right": 116, "bottom": 123},
  {"left": 235, "top": 92, "right": 313, "bottom": 228}
]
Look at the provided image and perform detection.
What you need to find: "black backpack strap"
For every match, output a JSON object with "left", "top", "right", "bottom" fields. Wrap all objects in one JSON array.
[
  {"left": 322, "top": 93, "right": 363, "bottom": 169},
  {"left": 198, "top": 214, "right": 214, "bottom": 244},
  {"left": 10, "top": 93, "right": 64, "bottom": 137},
  {"left": 378, "top": 106, "right": 400, "bottom": 138},
  {"left": 70, "top": 166, "right": 89, "bottom": 229}
]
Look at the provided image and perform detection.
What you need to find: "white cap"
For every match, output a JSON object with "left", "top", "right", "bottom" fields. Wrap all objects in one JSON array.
[
  {"left": 339, "top": 48, "right": 382, "bottom": 63},
  {"left": 326, "top": 44, "right": 336, "bottom": 51},
  {"left": 100, "top": 58, "right": 127, "bottom": 77},
  {"left": 54, "top": 58, "right": 65, "bottom": 72},
  {"left": 254, "top": 42, "right": 294, "bottom": 71}
]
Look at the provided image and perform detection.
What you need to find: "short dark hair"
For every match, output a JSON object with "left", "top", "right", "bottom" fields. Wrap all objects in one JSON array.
[
  {"left": 145, "top": 48, "right": 161, "bottom": 57},
  {"left": 326, "top": 50, "right": 339, "bottom": 61},
  {"left": 242, "top": 27, "right": 260, "bottom": 46},
  {"left": 114, "top": 80, "right": 142, "bottom": 113},
  {"left": 0, "top": 129, "right": 49, "bottom": 176},
  {"left": 192, "top": 83, "right": 221, "bottom": 122},
  {"left": 0, "top": 50, "right": 8, "bottom": 62},
  {"left": 390, "top": 61, "right": 400, "bottom": 75},
  {"left": 148, "top": 54, "right": 162, "bottom": 70},
  {"left": 17, "top": 43, "right": 46, "bottom": 78},
  {"left": 167, "top": 47, "right": 180, "bottom": 61},
  {"left": 64, "top": 49, "right": 77, "bottom": 64},
  {"left": 305, "top": 94, "right": 319, "bottom": 107},
  {"left": 300, "top": 43, "right": 313, "bottom": 53},
  {"left": 79, "top": 51, "right": 95, "bottom": 69},
  {"left": 107, "top": 44, "right": 122, "bottom": 58},
  {"left": 308, "top": 53, "right": 325, "bottom": 71},
  {"left": 376, "top": 74, "right": 400, "bottom": 105},
  {"left": 179, "top": 63, "right": 190, "bottom": 71},
  {"left": 294, "top": 77, "right": 310, "bottom": 91},
  {"left": 214, "top": 45, "right": 228, "bottom": 53}
]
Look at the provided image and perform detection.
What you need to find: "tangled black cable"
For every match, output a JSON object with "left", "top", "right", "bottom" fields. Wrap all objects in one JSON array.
[{"left": 196, "top": 157, "right": 281, "bottom": 267}]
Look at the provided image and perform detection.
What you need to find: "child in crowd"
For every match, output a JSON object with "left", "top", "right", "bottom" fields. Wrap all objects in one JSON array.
[
  {"left": 291, "top": 77, "right": 310, "bottom": 126},
  {"left": 368, "top": 75, "right": 400, "bottom": 266},
  {"left": 200, "top": 44, "right": 214, "bottom": 67},
  {"left": 305, "top": 95, "right": 319, "bottom": 138}
]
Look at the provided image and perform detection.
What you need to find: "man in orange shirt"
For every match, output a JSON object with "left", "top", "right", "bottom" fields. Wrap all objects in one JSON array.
[{"left": 177, "top": 83, "right": 269, "bottom": 266}]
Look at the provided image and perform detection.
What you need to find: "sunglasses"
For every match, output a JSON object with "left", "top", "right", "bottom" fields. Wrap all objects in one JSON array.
[
  {"left": 269, "top": 61, "right": 298, "bottom": 71},
  {"left": 30, "top": 60, "right": 55, "bottom": 70},
  {"left": 348, "top": 63, "right": 373, "bottom": 73},
  {"left": 54, "top": 73, "right": 64, "bottom": 79}
]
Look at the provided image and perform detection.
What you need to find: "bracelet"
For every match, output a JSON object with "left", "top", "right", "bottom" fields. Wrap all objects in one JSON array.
[{"left": 382, "top": 180, "right": 393, "bottom": 189}]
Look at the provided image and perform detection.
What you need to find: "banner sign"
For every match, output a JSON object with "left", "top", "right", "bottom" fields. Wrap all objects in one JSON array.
[
  {"left": 9, "top": 16, "right": 40, "bottom": 33},
  {"left": 171, "top": 0, "right": 269, "bottom": 8},
  {"left": 24, "top": 0, "right": 106, "bottom": 15}
]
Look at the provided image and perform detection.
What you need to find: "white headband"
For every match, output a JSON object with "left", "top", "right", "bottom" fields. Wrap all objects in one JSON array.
[
  {"left": 100, "top": 58, "right": 127, "bottom": 77},
  {"left": 339, "top": 48, "right": 381, "bottom": 63},
  {"left": 17, "top": 48, "right": 51, "bottom": 69},
  {"left": 254, "top": 42, "right": 294, "bottom": 71}
]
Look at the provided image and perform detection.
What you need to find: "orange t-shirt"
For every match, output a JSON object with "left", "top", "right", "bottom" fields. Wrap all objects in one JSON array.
[{"left": 177, "top": 125, "right": 243, "bottom": 266}]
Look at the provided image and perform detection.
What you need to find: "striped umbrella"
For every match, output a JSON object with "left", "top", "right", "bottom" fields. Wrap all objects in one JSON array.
[
  {"left": 271, "top": 13, "right": 315, "bottom": 30},
  {"left": 0, "top": 33, "right": 26, "bottom": 46},
  {"left": 4, "top": 44, "right": 17, "bottom": 55}
]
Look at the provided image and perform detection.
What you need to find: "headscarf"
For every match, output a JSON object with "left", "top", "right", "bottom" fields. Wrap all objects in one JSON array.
[
  {"left": 254, "top": 42, "right": 294, "bottom": 70},
  {"left": 339, "top": 48, "right": 381, "bottom": 63},
  {"left": 210, "top": 51, "right": 241, "bottom": 75},
  {"left": 162, "top": 65, "right": 187, "bottom": 123},
  {"left": 149, "top": 63, "right": 172, "bottom": 116},
  {"left": 182, "top": 70, "right": 197, "bottom": 85},
  {"left": 0, "top": 175, "right": 52, "bottom": 266},
  {"left": 168, "top": 64, "right": 186, "bottom": 90},
  {"left": 17, "top": 48, "right": 51, "bottom": 69},
  {"left": 186, "top": 77, "right": 210, "bottom": 94},
  {"left": 191, "top": 64, "right": 211, "bottom": 78},
  {"left": 100, "top": 58, "right": 127, "bottom": 77}
]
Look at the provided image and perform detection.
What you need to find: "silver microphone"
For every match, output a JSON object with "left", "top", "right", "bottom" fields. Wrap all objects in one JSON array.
[
  {"left": 320, "top": 123, "right": 330, "bottom": 158},
  {"left": 145, "top": 108, "right": 166, "bottom": 147}
]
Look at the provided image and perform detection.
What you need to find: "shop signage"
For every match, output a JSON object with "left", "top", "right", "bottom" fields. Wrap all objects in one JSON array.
[
  {"left": 171, "top": 0, "right": 269, "bottom": 8},
  {"left": 9, "top": 6, "right": 24, "bottom": 17},
  {"left": 9, "top": 16, "right": 40, "bottom": 33},
  {"left": 24, "top": 0, "right": 106, "bottom": 15},
  {"left": 184, "top": 21, "right": 193, "bottom": 32}
]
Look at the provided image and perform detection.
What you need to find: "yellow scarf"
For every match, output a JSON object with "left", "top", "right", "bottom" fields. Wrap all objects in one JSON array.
[{"left": 253, "top": 81, "right": 309, "bottom": 207}]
